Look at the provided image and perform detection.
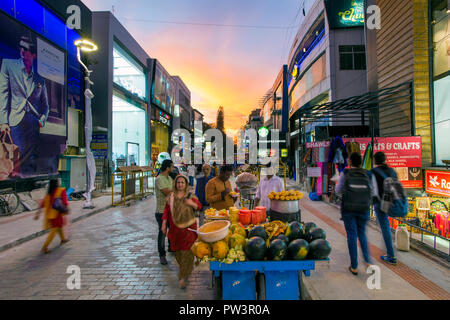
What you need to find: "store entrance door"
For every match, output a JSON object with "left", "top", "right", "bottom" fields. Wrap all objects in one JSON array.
[{"left": 127, "top": 142, "right": 139, "bottom": 166}]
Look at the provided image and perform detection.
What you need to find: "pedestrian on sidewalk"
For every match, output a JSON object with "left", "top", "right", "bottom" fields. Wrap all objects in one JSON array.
[
  {"left": 336, "top": 152, "right": 373, "bottom": 275},
  {"left": 161, "top": 175, "right": 201, "bottom": 289},
  {"left": 155, "top": 159, "right": 174, "bottom": 265},
  {"left": 34, "top": 179, "right": 70, "bottom": 254},
  {"left": 187, "top": 164, "right": 196, "bottom": 188},
  {"left": 371, "top": 152, "right": 398, "bottom": 265},
  {"left": 195, "top": 164, "right": 212, "bottom": 225}
]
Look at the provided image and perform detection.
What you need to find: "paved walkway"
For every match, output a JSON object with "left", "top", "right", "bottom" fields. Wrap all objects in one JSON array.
[
  {"left": 0, "top": 196, "right": 214, "bottom": 300},
  {"left": 0, "top": 193, "right": 116, "bottom": 252},
  {"left": 298, "top": 197, "right": 450, "bottom": 300}
]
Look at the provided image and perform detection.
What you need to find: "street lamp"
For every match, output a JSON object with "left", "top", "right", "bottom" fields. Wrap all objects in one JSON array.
[{"left": 75, "top": 39, "right": 98, "bottom": 209}]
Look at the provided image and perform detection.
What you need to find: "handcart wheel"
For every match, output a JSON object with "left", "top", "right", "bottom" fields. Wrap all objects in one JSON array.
[
  {"left": 256, "top": 273, "right": 266, "bottom": 300},
  {"left": 213, "top": 274, "right": 222, "bottom": 300}
]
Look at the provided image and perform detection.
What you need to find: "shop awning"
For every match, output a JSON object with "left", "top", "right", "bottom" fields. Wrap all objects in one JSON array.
[{"left": 296, "top": 81, "right": 413, "bottom": 124}]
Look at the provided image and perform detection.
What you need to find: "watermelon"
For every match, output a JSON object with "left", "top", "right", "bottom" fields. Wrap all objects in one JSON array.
[
  {"left": 285, "top": 221, "right": 305, "bottom": 242},
  {"left": 248, "top": 226, "right": 268, "bottom": 240},
  {"left": 304, "top": 222, "right": 317, "bottom": 235},
  {"left": 267, "top": 239, "right": 287, "bottom": 261},
  {"left": 273, "top": 234, "right": 289, "bottom": 246},
  {"left": 244, "top": 236, "right": 267, "bottom": 260},
  {"left": 308, "top": 239, "right": 331, "bottom": 260},
  {"left": 287, "top": 239, "right": 310, "bottom": 260},
  {"left": 306, "top": 228, "right": 327, "bottom": 243}
]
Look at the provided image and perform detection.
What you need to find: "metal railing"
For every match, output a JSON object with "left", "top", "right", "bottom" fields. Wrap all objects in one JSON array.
[{"left": 112, "top": 166, "right": 155, "bottom": 207}]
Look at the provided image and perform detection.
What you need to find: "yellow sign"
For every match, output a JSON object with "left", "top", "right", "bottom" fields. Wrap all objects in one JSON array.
[
  {"left": 281, "top": 149, "right": 288, "bottom": 157},
  {"left": 292, "top": 65, "right": 299, "bottom": 79}
]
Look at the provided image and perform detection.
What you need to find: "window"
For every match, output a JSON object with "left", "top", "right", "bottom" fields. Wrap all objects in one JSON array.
[{"left": 339, "top": 45, "right": 366, "bottom": 70}]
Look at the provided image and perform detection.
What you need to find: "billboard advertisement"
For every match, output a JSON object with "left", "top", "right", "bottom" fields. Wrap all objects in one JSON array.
[
  {"left": 425, "top": 170, "right": 450, "bottom": 197},
  {"left": 324, "top": 0, "right": 365, "bottom": 29},
  {"left": 0, "top": 12, "right": 66, "bottom": 181},
  {"left": 343, "top": 137, "right": 423, "bottom": 188}
]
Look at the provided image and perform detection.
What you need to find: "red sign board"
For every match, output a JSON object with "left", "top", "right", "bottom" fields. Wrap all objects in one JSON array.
[
  {"left": 425, "top": 170, "right": 450, "bottom": 197},
  {"left": 343, "top": 137, "right": 422, "bottom": 188}
]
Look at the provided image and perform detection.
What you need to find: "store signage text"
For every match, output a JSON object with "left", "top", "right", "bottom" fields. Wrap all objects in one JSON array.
[
  {"left": 426, "top": 170, "right": 450, "bottom": 197},
  {"left": 306, "top": 141, "right": 331, "bottom": 148},
  {"left": 338, "top": 1, "right": 365, "bottom": 25},
  {"left": 325, "top": 0, "right": 381, "bottom": 30}
]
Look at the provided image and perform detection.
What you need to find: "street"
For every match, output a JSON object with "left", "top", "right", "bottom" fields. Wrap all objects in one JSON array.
[{"left": 0, "top": 197, "right": 213, "bottom": 300}]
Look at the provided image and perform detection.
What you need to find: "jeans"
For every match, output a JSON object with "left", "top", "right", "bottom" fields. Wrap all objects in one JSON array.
[
  {"left": 188, "top": 176, "right": 194, "bottom": 187},
  {"left": 342, "top": 212, "right": 371, "bottom": 269},
  {"left": 374, "top": 204, "right": 395, "bottom": 258},
  {"left": 155, "top": 212, "right": 170, "bottom": 257},
  {"left": 10, "top": 113, "right": 39, "bottom": 176}
]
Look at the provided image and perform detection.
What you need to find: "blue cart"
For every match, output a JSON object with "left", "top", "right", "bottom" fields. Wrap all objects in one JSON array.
[{"left": 210, "top": 259, "right": 328, "bottom": 300}]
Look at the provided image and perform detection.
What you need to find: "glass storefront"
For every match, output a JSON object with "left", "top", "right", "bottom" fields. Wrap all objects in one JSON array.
[
  {"left": 431, "top": 0, "right": 450, "bottom": 165},
  {"left": 151, "top": 120, "right": 170, "bottom": 157},
  {"left": 113, "top": 42, "right": 147, "bottom": 101},
  {"left": 112, "top": 94, "right": 148, "bottom": 167},
  {"left": 152, "top": 66, "right": 175, "bottom": 115}
]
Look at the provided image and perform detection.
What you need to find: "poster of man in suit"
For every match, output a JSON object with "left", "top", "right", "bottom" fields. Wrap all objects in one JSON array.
[{"left": 0, "top": 12, "right": 66, "bottom": 180}]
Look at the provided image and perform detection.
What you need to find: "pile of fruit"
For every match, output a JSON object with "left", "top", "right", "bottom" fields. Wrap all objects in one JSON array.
[
  {"left": 268, "top": 190, "right": 303, "bottom": 201},
  {"left": 205, "top": 208, "right": 229, "bottom": 219},
  {"left": 192, "top": 219, "right": 331, "bottom": 264}
]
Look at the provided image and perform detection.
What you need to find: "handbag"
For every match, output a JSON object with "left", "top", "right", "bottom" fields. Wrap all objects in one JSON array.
[
  {"left": 52, "top": 197, "right": 68, "bottom": 214},
  {"left": 0, "top": 131, "right": 20, "bottom": 180}
]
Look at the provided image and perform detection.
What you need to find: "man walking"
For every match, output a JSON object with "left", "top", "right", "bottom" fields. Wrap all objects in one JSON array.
[
  {"left": 336, "top": 152, "right": 373, "bottom": 275},
  {"left": 206, "top": 165, "right": 238, "bottom": 211},
  {"left": 371, "top": 152, "right": 398, "bottom": 265},
  {"left": 155, "top": 159, "right": 174, "bottom": 265},
  {"left": 195, "top": 164, "right": 212, "bottom": 225},
  {"left": 0, "top": 35, "right": 49, "bottom": 177}
]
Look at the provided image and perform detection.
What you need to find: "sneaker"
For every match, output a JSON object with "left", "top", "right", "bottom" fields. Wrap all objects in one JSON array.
[
  {"left": 160, "top": 256, "right": 168, "bottom": 265},
  {"left": 380, "top": 255, "right": 397, "bottom": 265}
]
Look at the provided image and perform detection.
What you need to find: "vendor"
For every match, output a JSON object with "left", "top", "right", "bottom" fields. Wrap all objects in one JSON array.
[
  {"left": 256, "top": 166, "right": 284, "bottom": 209},
  {"left": 206, "top": 165, "right": 238, "bottom": 210}
]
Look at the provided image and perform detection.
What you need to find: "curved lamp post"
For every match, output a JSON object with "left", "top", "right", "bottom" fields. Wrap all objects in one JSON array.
[{"left": 75, "top": 39, "right": 98, "bottom": 209}]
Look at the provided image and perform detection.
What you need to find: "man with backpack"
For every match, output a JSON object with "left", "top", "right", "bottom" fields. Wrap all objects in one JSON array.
[
  {"left": 371, "top": 152, "right": 407, "bottom": 266},
  {"left": 336, "top": 152, "right": 374, "bottom": 275}
]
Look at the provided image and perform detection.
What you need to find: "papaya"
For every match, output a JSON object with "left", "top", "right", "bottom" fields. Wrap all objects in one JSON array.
[
  {"left": 229, "top": 223, "right": 246, "bottom": 238},
  {"left": 229, "top": 234, "right": 246, "bottom": 249},
  {"left": 212, "top": 240, "right": 229, "bottom": 259},
  {"left": 192, "top": 241, "right": 211, "bottom": 259}
]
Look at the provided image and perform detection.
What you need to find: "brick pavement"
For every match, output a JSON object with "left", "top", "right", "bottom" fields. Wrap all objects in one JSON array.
[{"left": 0, "top": 196, "right": 214, "bottom": 300}]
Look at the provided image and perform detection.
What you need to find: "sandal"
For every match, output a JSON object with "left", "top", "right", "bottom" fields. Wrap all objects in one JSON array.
[
  {"left": 178, "top": 279, "right": 187, "bottom": 289},
  {"left": 41, "top": 248, "right": 50, "bottom": 254},
  {"left": 60, "top": 239, "right": 70, "bottom": 245},
  {"left": 348, "top": 266, "right": 358, "bottom": 275}
]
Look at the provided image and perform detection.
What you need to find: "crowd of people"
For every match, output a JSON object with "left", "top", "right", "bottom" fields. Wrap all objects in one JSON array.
[{"left": 34, "top": 151, "right": 402, "bottom": 288}]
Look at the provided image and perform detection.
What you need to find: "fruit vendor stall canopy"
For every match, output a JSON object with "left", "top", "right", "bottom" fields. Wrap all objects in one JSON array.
[{"left": 296, "top": 81, "right": 413, "bottom": 128}]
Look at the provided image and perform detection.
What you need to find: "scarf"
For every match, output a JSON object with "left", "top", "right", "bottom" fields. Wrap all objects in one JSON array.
[{"left": 169, "top": 192, "right": 197, "bottom": 229}]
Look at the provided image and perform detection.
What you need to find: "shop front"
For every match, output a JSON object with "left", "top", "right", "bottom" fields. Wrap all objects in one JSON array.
[
  {"left": 111, "top": 40, "right": 149, "bottom": 170},
  {"left": 150, "top": 108, "right": 171, "bottom": 168}
]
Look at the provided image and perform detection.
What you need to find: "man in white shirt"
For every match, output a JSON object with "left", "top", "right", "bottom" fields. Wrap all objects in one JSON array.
[{"left": 255, "top": 166, "right": 284, "bottom": 209}]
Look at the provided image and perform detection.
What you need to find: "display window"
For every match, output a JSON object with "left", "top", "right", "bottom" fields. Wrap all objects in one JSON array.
[
  {"left": 112, "top": 93, "right": 148, "bottom": 168},
  {"left": 151, "top": 120, "right": 170, "bottom": 157},
  {"left": 113, "top": 42, "right": 147, "bottom": 101},
  {"left": 431, "top": 0, "right": 450, "bottom": 165}
]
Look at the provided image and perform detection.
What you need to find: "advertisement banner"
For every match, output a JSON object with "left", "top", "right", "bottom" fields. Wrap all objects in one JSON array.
[
  {"left": 91, "top": 134, "right": 108, "bottom": 160},
  {"left": 343, "top": 137, "right": 422, "bottom": 188},
  {"left": 0, "top": 12, "right": 66, "bottom": 181},
  {"left": 425, "top": 170, "right": 450, "bottom": 197},
  {"left": 324, "top": 0, "right": 365, "bottom": 29}
]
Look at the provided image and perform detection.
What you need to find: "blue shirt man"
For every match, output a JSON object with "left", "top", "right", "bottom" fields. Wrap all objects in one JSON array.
[{"left": 195, "top": 164, "right": 213, "bottom": 207}]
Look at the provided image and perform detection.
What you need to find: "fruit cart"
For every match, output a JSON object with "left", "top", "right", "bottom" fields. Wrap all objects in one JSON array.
[{"left": 210, "top": 259, "right": 329, "bottom": 300}]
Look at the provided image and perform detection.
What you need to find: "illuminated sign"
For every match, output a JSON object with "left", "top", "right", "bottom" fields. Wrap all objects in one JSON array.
[
  {"left": 292, "top": 65, "right": 299, "bottom": 79},
  {"left": 281, "top": 149, "right": 288, "bottom": 157},
  {"left": 258, "top": 126, "right": 269, "bottom": 137},
  {"left": 324, "top": 0, "right": 365, "bottom": 29}
]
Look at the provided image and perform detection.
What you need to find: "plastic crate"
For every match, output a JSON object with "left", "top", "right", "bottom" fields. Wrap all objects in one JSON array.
[{"left": 210, "top": 259, "right": 326, "bottom": 300}]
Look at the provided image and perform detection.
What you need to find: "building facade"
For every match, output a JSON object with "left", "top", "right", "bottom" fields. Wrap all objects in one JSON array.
[
  {"left": 91, "top": 11, "right": 152, "bottom": 180},
  {"left": 0, "top": 0, "right": 90, "bottom": 190}
]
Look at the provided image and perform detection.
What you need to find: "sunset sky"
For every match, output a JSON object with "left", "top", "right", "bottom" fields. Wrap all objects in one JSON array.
[{"left": 83, "top": 0, "right": 312, "bottom": 133}]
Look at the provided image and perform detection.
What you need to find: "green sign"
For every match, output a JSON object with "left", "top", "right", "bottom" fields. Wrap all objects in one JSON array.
[
  {"left": 258, "top": 126, "right": 269, "bottom": 137},
  {"left": 324, "top": 0, "right": 365, "bottom": 29}
]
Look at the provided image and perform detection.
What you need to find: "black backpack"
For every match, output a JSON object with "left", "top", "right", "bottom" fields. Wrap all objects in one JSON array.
[{"left": 342, "top": 168, "right": 372, "bottom": 213}]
